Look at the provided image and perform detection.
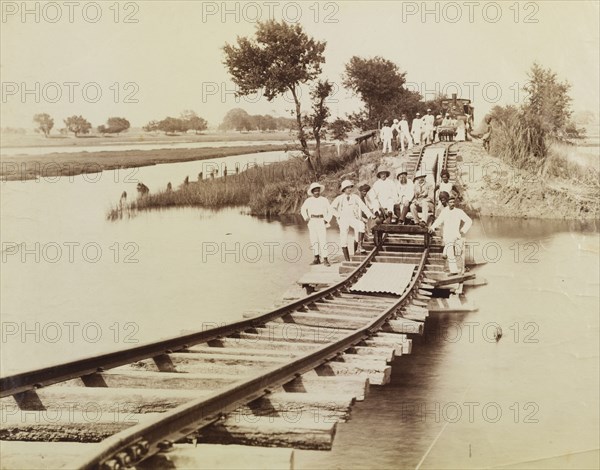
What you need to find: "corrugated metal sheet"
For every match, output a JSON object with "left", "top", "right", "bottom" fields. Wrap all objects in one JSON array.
[{"left": 350, "top": 263, "right": 417, "bottom": 295}]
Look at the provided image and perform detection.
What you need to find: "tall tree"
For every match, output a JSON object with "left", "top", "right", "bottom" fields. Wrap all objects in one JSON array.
[
  {"left": 98, "top": 117, "right": 130, "bottom": 135},
  {"left": 303, "top": 80, "right": 333, "bottom": 170},
  {"left": 220, "top": 108, "right": 253, "bottom": 131},
  {"left": 343, "top": 56, "right": 408, "bottom": 129},
  {"left": 157, "top": 117, "right": 186, "bottom": 135},
  {"left": 63, "top": 115, "right": 91, "bottom": 137},
  {"left": 523, "top": 62, "right": 572, "bottom": 137},
  {"left": 223, "top": 20, "right": 326, "bottom": 171},
  {"left": 33, "top": 113, "right": 54, "bottom": 137},
  {"left": 181, "top": 110, "right": 208, "bottom": 134},
  {"left": 329, "top": 118, "right": 353, "bottom": 141}
]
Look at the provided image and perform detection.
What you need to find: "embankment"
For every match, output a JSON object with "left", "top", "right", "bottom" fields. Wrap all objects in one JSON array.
[{"left": 457, "top": 141, "right": 600, "bottom": 220}]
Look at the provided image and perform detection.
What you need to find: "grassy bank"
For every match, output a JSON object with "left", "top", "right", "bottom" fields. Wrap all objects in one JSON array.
[
  {"left": 0, "top": 130, "right": 293, "bottom": 149},
  {"left": 0, "top": 144, "right": 290, "bottom": 181},
  {"left": 110, "top": 141, "right": 379, "bottom": 219}
]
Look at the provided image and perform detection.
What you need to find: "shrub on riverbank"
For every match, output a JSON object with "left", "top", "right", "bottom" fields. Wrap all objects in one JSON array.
[
  {"left": 488, "top": 63, "right": 599, "bottom": 188},
  {"left": 109, "top": 140, "right": 378, "bottom": 219},
  {"left": 490, "top": 117, "right": 599, "bottom": 187}
]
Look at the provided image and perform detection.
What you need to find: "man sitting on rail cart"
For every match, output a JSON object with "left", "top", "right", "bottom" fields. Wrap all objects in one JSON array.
[
  {"left": 371, "top": 167, "right": 396, "bottom": 224},
  {"left": 410, "top": 169, "right": 435, "bottom": 227},
  {"left": 394, "top": 168, "right": 414, "bottom": 225}
]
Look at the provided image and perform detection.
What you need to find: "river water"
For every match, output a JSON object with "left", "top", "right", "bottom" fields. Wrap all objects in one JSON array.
[{"left": 1, "top": 151, "right": 598, "bottom": 468}]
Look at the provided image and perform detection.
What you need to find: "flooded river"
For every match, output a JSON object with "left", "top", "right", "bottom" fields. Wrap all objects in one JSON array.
[{"left": 1, "top": 150, "right": 598, "bottom": 468}]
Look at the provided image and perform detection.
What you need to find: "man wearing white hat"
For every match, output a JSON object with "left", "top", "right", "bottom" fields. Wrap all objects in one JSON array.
[
  {"left": 411, "top": 113, "right": 423, "bottom": 145},
  {"left": 399, "top": 114, "right": 413, "bottom": 152},
  {"left": 301, "top": 182, "right": 332, "bottom": 266},
  {"left": 380, "top": 120, "right": 393, "bottom": 155},
  {"left": 394, "top": 168, "right": 414, "bottom": 224},
  {"left": 410, "top": 169, "right": 434, "bottom": 226},
  {"left": 372, "top": 167, "right": 396, "bottom": 224},
  {"left": 331, "top": 180, "right": 375, "bottom": 261},
  {"left": 422, "top": 109, "right": 435, "bottom": 144},
  {"left": 429, "top": 195, "right": 472, "bottom": 274}
]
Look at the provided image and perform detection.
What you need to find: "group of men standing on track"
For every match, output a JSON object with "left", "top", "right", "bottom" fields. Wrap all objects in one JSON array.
[
  {"left": 380, "top": 109, "right": 470, "bottom": 154},
  {"left": 300, "top": 164, "right": 472, "bottom": 275}
]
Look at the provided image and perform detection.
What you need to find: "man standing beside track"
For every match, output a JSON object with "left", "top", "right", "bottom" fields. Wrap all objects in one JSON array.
[
  {"left": 301, "top": 182, "right": 333, "bottom": 266},
  {"left": 399, "top": 114, "right": 413, "bottom": 152},
  {"left": 331, "top": 180, "right": 375, "bottom": 261},
  {"left": 422, "top": 109, "right": 435, "bottom": 144},
  {"left": 380, "top": 120, "right": 393, "bottom": 155},
  {"left": 412, "top": 113, "right": 423, "bottom": 145},
  {"left": 429, "top": 196, "right": 473, "bottom": 275}
]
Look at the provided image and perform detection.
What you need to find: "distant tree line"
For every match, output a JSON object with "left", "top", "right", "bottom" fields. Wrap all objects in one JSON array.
[
  {"left": 218, "top": 108, "right": 296, "bottom": 132},
  {"left": 31, "top": 113, "right": 131, "bottom": 137},
  {"left": 143, "top": 110, "right": 208, "bottom": 135}
]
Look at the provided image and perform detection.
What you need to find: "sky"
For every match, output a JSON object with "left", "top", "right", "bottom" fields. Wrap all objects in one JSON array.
[{"left": 1, "top": 0, "right": 599, "bottom": 130}]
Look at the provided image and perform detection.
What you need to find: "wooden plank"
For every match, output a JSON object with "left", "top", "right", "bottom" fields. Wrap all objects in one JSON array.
[
  {"left": 1, "top": 386, "right": 202, "bottom": 413},
  {"left": 282, "top": 375, "right": 369, "bottom": 401},
  {"left": 1, "top": 413, "right": 337, "bottom": 451},
  {"left": 54, "top": 371, "right": 241, "bottom": 390},
  {"left": 316, "top": 361, "right": 391, "bottom": 386},
  {"left": 273, "top": 312, "right": 364, "bottom": 330},
  {"left": 194, "top": 415, "right": 337, "bottom": 450},
  {"left": 384, "top": 318, "right": 424, "bottom": 335},
  {"left": 304, "top": 306, "right": 380, "bottom": 318},
  {"left": 429, "top": 272, "right": 476, "bottom": 286},
  {"left": 210, "top": 337, "right": 323, "bottom": 352}
]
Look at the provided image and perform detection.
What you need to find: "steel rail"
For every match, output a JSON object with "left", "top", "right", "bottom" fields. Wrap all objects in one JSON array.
[
  {"left": 1, "top": 143, "right": 441, "bottom": 398},
  {"left": 0, "top": 248, "right": 379, "bottom": 398},
  {"left": 70, "top": 247, "right": 430, "bottom": 470}
]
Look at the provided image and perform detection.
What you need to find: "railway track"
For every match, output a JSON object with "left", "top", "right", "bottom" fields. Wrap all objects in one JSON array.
[{"left": 0, "top": 142, "right": 458, "bottom": 470}]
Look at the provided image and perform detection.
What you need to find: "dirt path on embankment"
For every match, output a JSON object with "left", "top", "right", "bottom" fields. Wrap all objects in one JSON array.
[{"left": 456, "top": 141, "right": 599, "bottom": 220}]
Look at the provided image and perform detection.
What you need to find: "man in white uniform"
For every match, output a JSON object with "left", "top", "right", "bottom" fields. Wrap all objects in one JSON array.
[
  {"left": 380, "top": 120, "right": 393, "bottom": 154},
  {"left": 394, "top": 169, "right": 414, "bottom": 224},
  {"left": 429, "top": 196, "right": 473, "bottom": 275},
  {"left": 300, "top": 182, "right": 332, "bottom": 266},
  {"left": 371, "top": 168, "right": 396, "bottom": 224},
  {"left": 422, "top": 109, "right": 435, "bottom": 144},
  {"left": 411, "top": 113, "right": 423, "bottom": 145},
  {"left": 398, "top": 114, "right": 413, "bottom": 152},
  {"left": 331, "top": 180, "right": 375, "bottom": 261}
]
